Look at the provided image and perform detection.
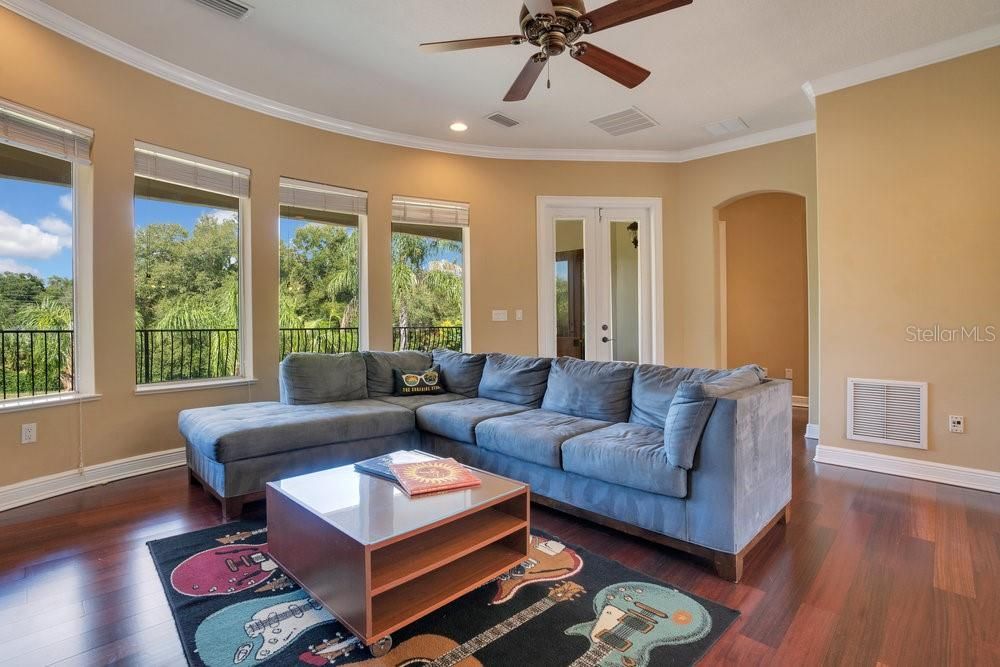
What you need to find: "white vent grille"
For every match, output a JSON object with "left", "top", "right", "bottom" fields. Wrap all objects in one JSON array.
[
  {"left": 704, "top": 117, "right": 749, "bottom": 137},
  {"left": 590, "top": 107, "right": 658, "bottom": 136},
  {"left": 486, "top": 112, "right": 520, "bottom": 128},
  {"left": 847, "top": 378, "right": 927, "bottom": 449},
  {"left": 191, "top": 0, "right": 251, "bottom": 19}
]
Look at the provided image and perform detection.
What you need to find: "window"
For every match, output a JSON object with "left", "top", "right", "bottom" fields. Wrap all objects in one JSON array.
[
  {"left": 279, "top": 178, "right": 368, "bottom": 357},
  {"left": 390, "top": 196, "right": 469, "bottom": 352},
  {"left": 0, "top": 100, "right": 93, "bottom": 403},
  {"left": 133, "top": 143, "right": 250, "bottom": 386}
]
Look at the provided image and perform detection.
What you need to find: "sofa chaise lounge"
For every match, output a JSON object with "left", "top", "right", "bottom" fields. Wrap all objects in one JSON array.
[{"left": 179, "top": 350, "right": 791, "bottom": 581}]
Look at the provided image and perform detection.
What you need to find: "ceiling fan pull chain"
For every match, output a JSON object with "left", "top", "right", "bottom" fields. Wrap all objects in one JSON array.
[{"left": 547, "top": 58, "right": 551, "bottom": 90}]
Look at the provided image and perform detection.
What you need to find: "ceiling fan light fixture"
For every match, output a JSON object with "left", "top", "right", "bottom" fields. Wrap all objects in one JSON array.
[{"left": 449, "top": 121, "right": 469, "bottom": 132}]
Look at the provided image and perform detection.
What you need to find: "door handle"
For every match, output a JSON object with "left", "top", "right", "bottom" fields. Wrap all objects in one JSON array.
[{"left": 601, "top": 336, "right": 614, "bottom": 343}]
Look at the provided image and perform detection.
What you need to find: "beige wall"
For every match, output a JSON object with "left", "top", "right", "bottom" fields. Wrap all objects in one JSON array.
[
  {"left": 0, "top": 7, "right": 822, "bottom": 487},
  {"left": 721, "top": 193, "right": 808, "bottom": 396},
  {"left": 671, "top": 135, "right": 819, "bottom": 420},
  {"left": 816, "top": 47, "right": 1000, "bottom": 472}
]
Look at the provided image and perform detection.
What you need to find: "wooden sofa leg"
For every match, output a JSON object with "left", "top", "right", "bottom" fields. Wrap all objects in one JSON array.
[
  {"left": 188, "top": 468, "right": 202, "bottom": 487},
  {"left": 714, "top": 552, "right": 744, "bottom": 583},
  {"left": 223, "top": 496, "right": 245, "bottom": 522},
  {"left": 783, "top": 504, "right": 792, "bottom": 525}
]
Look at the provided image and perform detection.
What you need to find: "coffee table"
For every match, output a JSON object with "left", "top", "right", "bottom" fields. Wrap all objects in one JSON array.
[{"left": 266, "top": 452, "right": 530, "bottom": 656}]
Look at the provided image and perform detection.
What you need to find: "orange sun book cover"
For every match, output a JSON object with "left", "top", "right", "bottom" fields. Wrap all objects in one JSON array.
[{"left": 389, "top": 457, "right": 482, "bottom": 496}]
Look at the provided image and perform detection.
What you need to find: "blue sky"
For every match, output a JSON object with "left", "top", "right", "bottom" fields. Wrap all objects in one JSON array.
[{"left": 0, "top": 177, "right": 74, "bottom": 280}]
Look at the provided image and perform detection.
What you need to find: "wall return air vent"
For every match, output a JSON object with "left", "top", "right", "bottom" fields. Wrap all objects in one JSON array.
[
  {"left": 847, "top": 378, "right": 928, "bottom": 449},
  {"left": 191, "top": 0, "right": 252, "bottom": 20}
]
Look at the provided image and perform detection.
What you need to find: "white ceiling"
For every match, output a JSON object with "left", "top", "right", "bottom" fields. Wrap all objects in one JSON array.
[{"left": 33, "top": 0, "right": 1000, "bottom": 152}]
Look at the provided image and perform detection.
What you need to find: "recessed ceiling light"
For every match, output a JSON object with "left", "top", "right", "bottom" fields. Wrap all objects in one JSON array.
[{"left": 450, "top": 122, "right": 468, "bottom": 132}]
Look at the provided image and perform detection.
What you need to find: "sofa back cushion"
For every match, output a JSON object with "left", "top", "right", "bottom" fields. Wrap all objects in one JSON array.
[
  {"left": 478, "top": 353, "right": 551, "bottom": 407},
  {"left": 279, "top": 352, "right": 368, "bottom": 405},
  {"left": 630, "top": 364, "right": 766, "bottom": 428},
  {"left": 363, "top": 350, "right": 432, "bottom": 397},
  {"left": 541, "top": 357, "right": 635, "bottom": 422},
  {"left": 432, "top": 349, "right": 486, "bottom": 397}
]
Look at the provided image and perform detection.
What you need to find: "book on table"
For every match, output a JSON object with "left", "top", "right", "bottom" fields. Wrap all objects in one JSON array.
[
  {"left": 353, "top": 450, "right": 435, "bottom": 483},
  {"left": 389, "top": 457, "right": 482, "bottom": 496}
]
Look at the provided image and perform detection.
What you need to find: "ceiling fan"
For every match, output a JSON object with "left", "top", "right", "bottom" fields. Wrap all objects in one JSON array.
[{"left": 419, "top": 0, "right": 693, "bottom": 102}]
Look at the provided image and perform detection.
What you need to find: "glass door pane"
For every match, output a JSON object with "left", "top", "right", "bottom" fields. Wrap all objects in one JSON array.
[
  {"left": 555, "top": 219, "right": 585, "bottom": 359},
  {"left": 607, "top": 218, "right": 640, "bottom": 363}
]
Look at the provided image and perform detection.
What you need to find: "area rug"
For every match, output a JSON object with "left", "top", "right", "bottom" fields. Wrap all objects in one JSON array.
[{"left": 148, "top": 520, "right": 737, "bottom": 667}]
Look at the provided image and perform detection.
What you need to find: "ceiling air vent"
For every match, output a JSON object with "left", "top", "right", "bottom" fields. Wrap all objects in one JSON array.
[
  {"left": 191, "top": 0, "right": 252, "bottom": 19},
  {"left": 485, "top": 112, "right": 520, "bottom": 128},
  {"left": 704, "top": 117, "right": 749, "bottom": 137},
  {"left": 847, "top": 378, "right": 928, "bottom": 449},
  {"left": 590, "top": 107, "right": 658, "bottom": 136}
]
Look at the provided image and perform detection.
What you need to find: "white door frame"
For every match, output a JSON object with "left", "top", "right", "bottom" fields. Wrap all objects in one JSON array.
[{"left": 536, "top": 196, "right": 664, "bottom": 364}]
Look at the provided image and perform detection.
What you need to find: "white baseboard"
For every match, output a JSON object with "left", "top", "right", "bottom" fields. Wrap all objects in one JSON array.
[
  {"left": 814, "top": 444, "right": 1000, "bottom": 494},
  {"left": 805, "top": 423, "right": 820, "bottom": 440},
  {"left": 792, "top": 395, "right": 809, "bottom": 408},
  {"left": 0, "top": 448, "right": 185, "bottom": 512}
]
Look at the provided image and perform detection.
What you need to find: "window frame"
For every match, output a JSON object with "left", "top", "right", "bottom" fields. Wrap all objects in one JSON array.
[
  {"left": 0, "top": 119, "right": 97, "bottom": 413},
  {"left": 131, "top": 144, "right": 253, "bottom": 393}
]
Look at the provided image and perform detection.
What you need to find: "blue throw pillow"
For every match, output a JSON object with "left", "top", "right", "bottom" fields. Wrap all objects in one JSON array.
[
  {"left": 432, "top": 349, "right": 486, "bottom": 397},
  {"left": 541, "top": 357, "right": 635, "bottom": 422},
  {"left": 478, "top": 353, "right": 551, "bottom": 407},
  {"left": 663, "top": 381, "right": 717, "bottom": 469}
]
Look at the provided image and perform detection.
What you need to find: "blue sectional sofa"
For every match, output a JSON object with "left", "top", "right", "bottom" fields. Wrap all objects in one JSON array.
[{"left": 179, "top": 350, "right": 792, "bottom": 581}]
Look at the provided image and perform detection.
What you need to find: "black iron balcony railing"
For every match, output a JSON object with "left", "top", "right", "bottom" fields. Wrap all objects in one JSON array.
[
  {"left": 0, "top": 329, "right": 74, "bottom": 399},
  {"left": 280, "top": 327, "right": 360, "bottom": 358},
  {"left": 393, "top": 325, "right": 463, "bottom": 352}
]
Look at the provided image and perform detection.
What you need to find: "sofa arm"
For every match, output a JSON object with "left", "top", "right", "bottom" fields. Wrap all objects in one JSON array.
[{"left": 685, "top": 379, "right": 792, "bottom": 554}]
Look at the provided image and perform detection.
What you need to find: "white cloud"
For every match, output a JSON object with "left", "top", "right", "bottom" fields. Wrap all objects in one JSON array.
[
  {"left": 38, "top": 216, "right": 73, "bottom": 249},
  {"left": 0, "top": 210, "right": 60, "bottom": 259},
  {"left": 204, "top": 209, "right": 238, "bottom": 225},
  {"left": 0, "top": 258, "right": 40, "bottom": 276},
  {"left": 59, "top": 193, "right": 73, "bottom": 213}
]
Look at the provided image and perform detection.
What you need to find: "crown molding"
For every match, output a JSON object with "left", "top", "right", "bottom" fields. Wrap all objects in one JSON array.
[
  {"left": 1, "top": 0, "right": 821, "bottom": 164},
  {"left": 803, "top": 22, "right": 1000, "bottom": 104}
]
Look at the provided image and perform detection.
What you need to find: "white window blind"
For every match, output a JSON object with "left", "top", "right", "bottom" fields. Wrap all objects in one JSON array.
[
  {"left": 392, "top": 196, "right": 469, "bottom": 227},
  {"left": 279, "top": 178, "right": 367, "bottom": 216},
  {"left": 0, "top": 99, "right": 92, "bottom": 164},
  {"left": 134, "top": 142, "right": 249, "bottom": 198}
]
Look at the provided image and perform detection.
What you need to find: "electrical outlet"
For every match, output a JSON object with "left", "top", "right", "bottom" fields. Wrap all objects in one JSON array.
[
  {"left": 21, "top": 423, "right": 37, "bottom": 444},
  {"left": 785, "top": 368, "right": 794, "bottom": 379},
  {"left": 491, "top": 310, "right": 508, "bottom": 322},
  {"left": 949, "top": 415, "right": 965, "bottom": 434}
]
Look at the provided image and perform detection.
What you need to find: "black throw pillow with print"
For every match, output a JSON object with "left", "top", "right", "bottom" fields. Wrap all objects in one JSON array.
[{"left": 392, "top": 365, "right": 445, "bottom": 396}]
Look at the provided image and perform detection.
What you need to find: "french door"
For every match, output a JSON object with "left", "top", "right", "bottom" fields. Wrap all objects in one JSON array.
[{"left": 538, "top": 199, "right": 662, "bottom": 364}]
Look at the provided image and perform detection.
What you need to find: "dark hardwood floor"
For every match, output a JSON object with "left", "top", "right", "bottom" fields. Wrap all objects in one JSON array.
[{"left": 1, "top": 408, "right": 997, "bottom": 666}]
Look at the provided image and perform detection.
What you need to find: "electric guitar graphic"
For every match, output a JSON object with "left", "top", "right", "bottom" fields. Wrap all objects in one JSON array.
[
  {"left": 491, "top": 536, "right": 584, "bottom": 604},
  {"left": 565, "top": 582, "right": 712, "bottom": 667},
  {"left": 171, "top": 543, "right": 277, "bottom": 596},
  {"left": 217, "top": 527, "right": 268, "bottom": 545},
  {"left": 354, "top": 581, "right": 586, "bottom": 667},
  {"left": 194, "top": 592, "right": 334, "bottom": 667},
  {"left": 298, "top": 632, "right": 361, "bottom": 665}
]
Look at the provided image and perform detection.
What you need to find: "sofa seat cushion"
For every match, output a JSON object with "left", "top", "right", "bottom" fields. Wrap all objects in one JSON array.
[
  {"left": 374, "top": 392, "right": 465, "bottom": 411},
  {"left": 179, "top": 400, "right": 414, "bottom": 464},
  {"left": 415, "top": 398, "right": 530, "bottom": 444},
  {"left": 475, "top": 409, "right": 610, "bottom": 468},
  {"left": 561, "top": 423, "right": 688, "bottom": 498}
]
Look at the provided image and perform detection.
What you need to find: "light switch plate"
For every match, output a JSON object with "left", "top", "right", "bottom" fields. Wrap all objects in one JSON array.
[
  {"left": 492, "top": 310, "right": 508, "bottom": 322},
  {"left": 785, "top": 368, "right": 794, "bottom": 379},
  {"left": 515, "top": 309, "right": 523, "bottom": 321}
]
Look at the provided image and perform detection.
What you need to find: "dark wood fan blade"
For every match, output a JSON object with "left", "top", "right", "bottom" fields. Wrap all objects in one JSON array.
[
  {"left": 504, "top": 54, "right": 548, "bottom": 101},
  {"left": 570, "top": 42, "right": 650, "bottom": 88},
  {"left": 420, "top": 36, "right": 524, "bottom": 53},
  {"left": 581, "top": 0, "right": 692, "bottom": 33},
  {"left": 523, "top": 0, "right": 556, "bottom": 18}
]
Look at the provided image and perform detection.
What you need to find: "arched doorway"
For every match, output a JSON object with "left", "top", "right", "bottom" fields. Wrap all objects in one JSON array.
[{"left": 717, "top": 192, "right": 809, "bottom": 405}]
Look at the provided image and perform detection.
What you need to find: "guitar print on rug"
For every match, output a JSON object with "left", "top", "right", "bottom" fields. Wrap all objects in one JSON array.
[
  {"left": 352, "top": 582, "right": 586, "bottom": 667},
  {"left": 194, "top": 591, "right": 334, "bottom": 667},
  {"left": 565, "top": 582, "right": 712, "bottom": 667},
  {"left": 490, "top": 536, "right": 584, "bottom": 604},
  {"left": 171, "top": 542, "right": 278, "bottom": 596}
]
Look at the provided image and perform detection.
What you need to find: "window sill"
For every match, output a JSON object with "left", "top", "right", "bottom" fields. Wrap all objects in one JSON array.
[
  {"left": 0, "top": 392, "right": 102, "bottom": 415},
  {"left": 134, "top": 377, "right": 258, "bottom": 395}
]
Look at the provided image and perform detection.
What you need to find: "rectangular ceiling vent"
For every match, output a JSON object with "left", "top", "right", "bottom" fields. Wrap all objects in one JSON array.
[
  {"left": 191, "top": 0, "right": 252, "bottom": 19},
  {"left": 704, "top": 117, "right": 749, "bottom": 137},
  {"left": 485, "top": 112, "right": 520, "bottom": 128},
  {"left": 847, "top": 378, "right": 928, "bottom": 449},
  {"left": 590, "top": 107, "right": 658, "bottom": 136}
]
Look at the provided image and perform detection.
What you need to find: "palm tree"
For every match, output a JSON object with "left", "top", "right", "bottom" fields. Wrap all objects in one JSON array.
[{"left": 14, "top": 298, "right": 73, "bottom": 392}]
